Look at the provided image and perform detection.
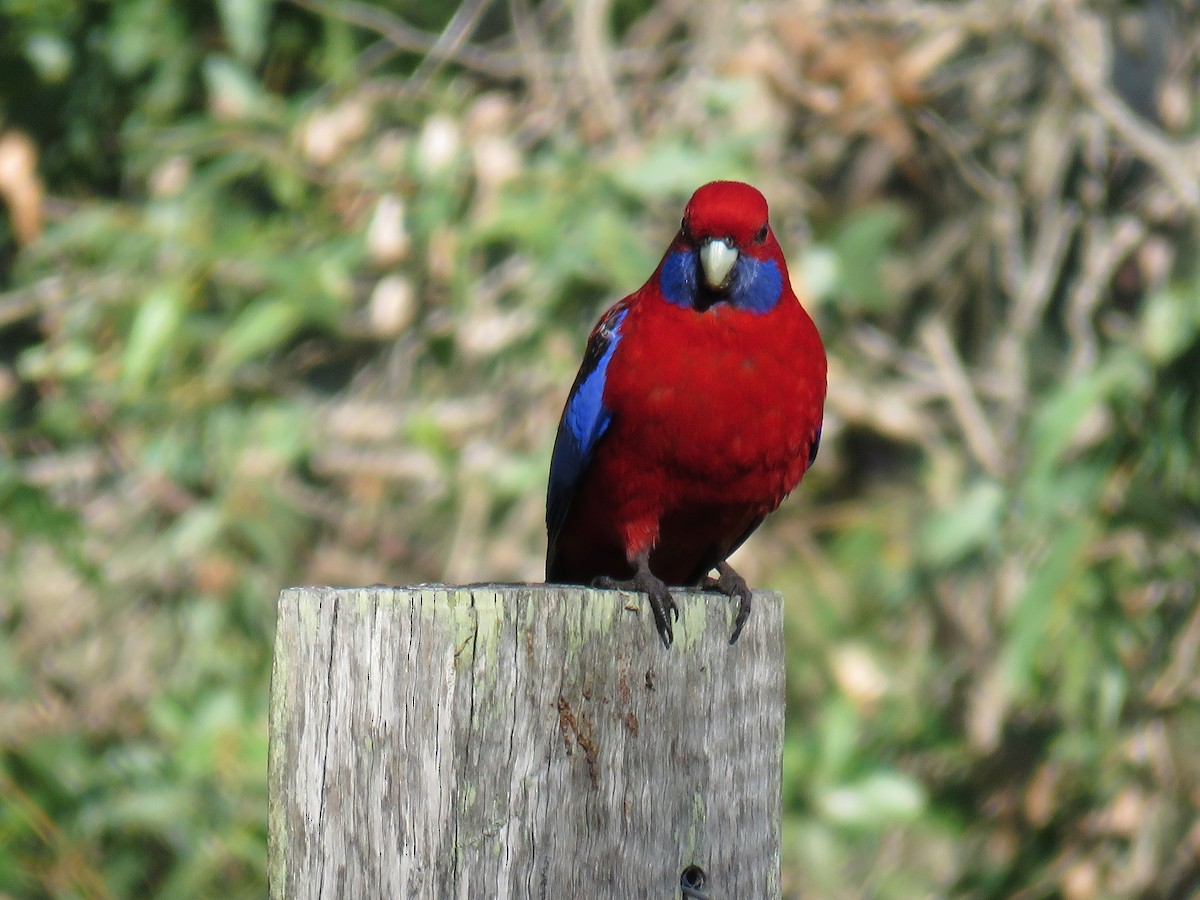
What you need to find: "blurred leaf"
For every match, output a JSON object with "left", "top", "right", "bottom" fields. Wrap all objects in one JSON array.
[
  {"left": 814, "top": 698, "right": 862, "bottom": 784},
  {"left": 829, "top": 206, "right": 904, "bottom": 311},
  {"left": 816, "top": 771, "right": 927, "bottom": 827},
  {"left": 1000, "top": 520, "right": 1090, "bottom": 694},
  {"left": 24, "top": 33, "right": 72, "bottom": 81},
  {"left": 92, "top": 786, "right": 192, "bottom": 834},
  {"left": 579, "top": 204, "right": 659, "bottom": 289},
  {"left": 920, "top": 480, "right": 1004, "bottom": 566},
  {"left": 211, "top": 298, "right": 302, "bottom": 375},
  {"left": 109, "top": 0, "right": 174, "bottom": 76},
  {"left": 1139, "top": 284, "right": 1200, "bottom": 364},
  {"left": 607, "top": 138, "right": 754, "bottom": 199},
  {"left": 217, "top": 0, "right": 268, "bottom": 65},
  {"left": 0, "top": 473, "right": 80, "bottom": 539},
  {"left": 167, "top": 504, "right": 226, "bottom": 560},
  {"left": 1028, "top": 376, "right": 1107, "bottom": 474},
  {"left": 122, "top": 285, "right": 186, "bottom": 394},
  {"left": 203, "top": 55, "right": 276, "bottom": 120},
  {"left": 1096, "top": 664, "right": 1127, "bottom": 731},
  {"left": 18, "top": 339, "right": 95, "bottom": 381},
  {"left": 799, "top": 245, "right": 840, "bottom": 304},
  {"left": 1027, "top": 352, "right": 1145, "bottom": 481}
]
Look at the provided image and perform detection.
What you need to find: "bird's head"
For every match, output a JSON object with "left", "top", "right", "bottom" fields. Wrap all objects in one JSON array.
[{"left": 657, "top": 181, "right": 788, "bottom": 315}]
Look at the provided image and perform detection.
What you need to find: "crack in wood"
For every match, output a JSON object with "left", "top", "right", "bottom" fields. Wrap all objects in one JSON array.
[{"left": 556, "top": 694, "right": 600, "bottom": 789}]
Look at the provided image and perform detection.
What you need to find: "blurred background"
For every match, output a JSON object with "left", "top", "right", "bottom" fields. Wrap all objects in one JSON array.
[{"left": 1, "top": 0, "right": 1198, "bottom": 896}]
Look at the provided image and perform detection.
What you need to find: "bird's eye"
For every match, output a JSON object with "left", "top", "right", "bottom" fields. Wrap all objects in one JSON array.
[
  {"left": 680, "top": 218, "right": 692, "bottom": 240},
  {"left": 754, "top": 223, "right": 769, "bottom": 243}
]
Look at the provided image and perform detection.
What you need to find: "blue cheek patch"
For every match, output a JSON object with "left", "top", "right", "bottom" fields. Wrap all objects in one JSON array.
[
  {"left": 659, "top": 250, "right": 697, "bottom": 308},
  {"left": 660, "top": 250, "right": 782, "bottom": 314},
  {"left": 730, "top": 256, "right": 783, "bottom": 314}
]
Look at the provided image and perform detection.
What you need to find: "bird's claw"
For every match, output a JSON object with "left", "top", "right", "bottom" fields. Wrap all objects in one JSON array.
[
  {"left": 729, "top": 587, "right": 752, "bottom": 644},
  {"left": 594, "top": 567, "right": 678, "bottom": 649},
  {"left": 646, "top": 586, "right": 679, "bottom": 649},
  {"left": 702, "top": 562, "right": 753, "bottom": 644}
]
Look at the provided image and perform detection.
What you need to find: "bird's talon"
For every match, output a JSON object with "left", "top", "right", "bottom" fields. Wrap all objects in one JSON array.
[
  {"left": 729, "top": 593, "right": 751, "bottom": 644},
  {"left": 648, "top": 590, "right": 676, "bottom": 648},
  {"left": 592, "top": 563, "right": 677, "bottom": 649},
  {"left": 702, "top": 561, "right": 754, "bottom": 644}
]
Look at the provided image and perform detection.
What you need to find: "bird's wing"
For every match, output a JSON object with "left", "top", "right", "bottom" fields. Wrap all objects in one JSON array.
[{"left": 545, "top": 303, "right": 630, "bottom": 572}]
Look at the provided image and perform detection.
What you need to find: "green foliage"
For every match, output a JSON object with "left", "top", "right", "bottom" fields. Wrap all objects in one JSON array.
[{"left": 1, "top": 1, "right": 1199, "bottom": 898}]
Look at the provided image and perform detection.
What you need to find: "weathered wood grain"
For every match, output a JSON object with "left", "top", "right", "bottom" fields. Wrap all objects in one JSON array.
[{"left": 268, "top": 585, "right": 784, "bottom": 899}]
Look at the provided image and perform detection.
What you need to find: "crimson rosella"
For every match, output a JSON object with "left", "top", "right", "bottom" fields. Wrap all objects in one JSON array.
[{"left": 545, "top": 181, "right": 827, "bottom": 648}]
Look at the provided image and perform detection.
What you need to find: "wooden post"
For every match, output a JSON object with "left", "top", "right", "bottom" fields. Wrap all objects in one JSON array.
[{"left": 268, "top": 585, "right": 784, "bottom": 898}]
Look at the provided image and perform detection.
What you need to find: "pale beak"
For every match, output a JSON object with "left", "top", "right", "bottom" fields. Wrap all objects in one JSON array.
[{"left": 699, "top": 238, "right": 738, "bottom": 290}]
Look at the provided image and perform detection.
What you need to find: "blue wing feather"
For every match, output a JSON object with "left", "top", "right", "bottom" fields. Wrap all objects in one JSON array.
[{"left": 546, "top": 304, "right": 628, "bottom": 570}]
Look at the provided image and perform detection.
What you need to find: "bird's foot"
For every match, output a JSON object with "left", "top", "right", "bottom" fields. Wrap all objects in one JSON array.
[
  {"left": 594, "top": 563, "right": 678, "bottom": 649},
  {"left": 701, "top": 561, "right": 753, "bottom": 644}
]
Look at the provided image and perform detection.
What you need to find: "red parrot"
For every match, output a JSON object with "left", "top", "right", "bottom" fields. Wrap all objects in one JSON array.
[{"left": 545, "top": 181, "right": 826, "bottom": 648}]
